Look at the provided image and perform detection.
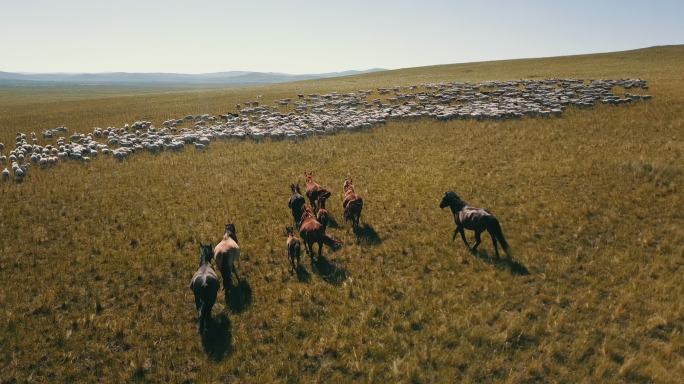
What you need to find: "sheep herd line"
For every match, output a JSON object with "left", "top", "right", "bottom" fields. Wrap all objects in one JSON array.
[{"left": 1, "top": 78, "right": 650, "bottom": 183}]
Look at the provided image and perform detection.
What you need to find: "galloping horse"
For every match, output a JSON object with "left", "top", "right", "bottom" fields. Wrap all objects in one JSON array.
[
  {"left": 298, "top": 204, "right": 341, "bottom": 260},
  {"left": 191, "top": 244, "right": 220, "bottom": 334},
  {"left": 304, "top": 171, "right": 331, "bottom": 213},
  {"left": 286, "top": 226, "right": 301, "bottom": 273},
  {"left": 342, "top": 178, "right": 364, "bottom": 228},
  {"left": 316, "top": 196, "right": 330, "bottom": 232},
  {"left": 288, "top": 183, "right": 306, "bottom": 226},
  {"left": 214, "top": 223, "right": 241, "bottom": 287},
  {"left": 439, "top": 191, "right": 511, "bottom": 259}
]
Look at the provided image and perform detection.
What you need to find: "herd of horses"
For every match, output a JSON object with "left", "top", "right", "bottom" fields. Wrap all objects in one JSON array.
[{"left": 190, "top": 172, "right": 511, "bottom": 334}]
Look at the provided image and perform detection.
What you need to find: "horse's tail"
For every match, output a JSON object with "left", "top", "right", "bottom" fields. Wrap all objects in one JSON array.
[
  {"left": 321, "top": 233, "right": 342, "bottom": 251},
  {"left": 490, "top": 219, "right": 512, "bottom": 256}
]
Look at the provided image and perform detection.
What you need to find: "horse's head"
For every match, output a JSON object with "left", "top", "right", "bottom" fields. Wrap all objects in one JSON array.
[
  {"left": 343, "top": 178, "right": 353, "bottom": 192},
  {"left": 440, "top": 191, "right": 462, "bottom": 209},
  {"left": 224, "top": 223, "right": 238, "bottom": 242},
  {"left": 300, "top": 204, "right": 315, "bottom": 222},
  {"left": 304, "top": 171, "right": 314, "bottom": 183},
  {"left": 199, "top": 243, "right": 214, "bottom": 266}
]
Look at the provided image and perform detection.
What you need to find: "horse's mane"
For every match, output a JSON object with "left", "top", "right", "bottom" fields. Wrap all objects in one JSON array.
[{"left": 224, "top": 227, "right": 238, "bottom": 243}]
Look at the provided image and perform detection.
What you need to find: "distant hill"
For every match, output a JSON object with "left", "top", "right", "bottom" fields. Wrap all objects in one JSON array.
[{"left": 0, "top": 68, "right": 386, "bottom": 86}]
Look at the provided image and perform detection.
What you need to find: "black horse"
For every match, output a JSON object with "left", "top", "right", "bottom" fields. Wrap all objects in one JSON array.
[
  {"left": 439, "top": 191, "right": 511, "bottom": 259},
  {"left": 288, "top": 183, "right": 306, "bottom": 226},
  {"left": 191, "top": 244, "right": 220, "bottom": 334}
]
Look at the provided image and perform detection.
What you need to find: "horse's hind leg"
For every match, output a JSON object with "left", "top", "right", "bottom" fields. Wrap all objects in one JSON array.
[
  {"left": 194, "top": 293, "right": 202, "bottom": 311},
  {"left": 232, "top": 264, "right": 241, "bottom": 285},
  {"left": 198, "top": 302, "right": 205, "bottom": 334},
  {"left": 471, "top": 230, "right": 482, "bottom": 253},
  {"left": 289, "top": 254, "right": 296, "bottom": 273}
]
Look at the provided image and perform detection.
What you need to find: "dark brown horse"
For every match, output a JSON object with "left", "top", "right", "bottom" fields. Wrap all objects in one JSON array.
[
  {"left": 286, "top": 226, "right": 301, "bottom": 273},
  {"left": 288, "top": 183, "right": 306, "bottom": 226},
  {"left": 304, "top": 171, "right": 331, "bottom": 213},
  {"left": 316, "top": 196, "right": 330, "bottom": 232},
  {"left": 439, "top": 191, "right": 511, "bottom": 259},
  {"left": 342, "top": 178, "right": 364, "bottom": 228},
  {"left": 191, "top": 244, "right": 220, "bottom": 334},
  {"left": 298, "top": 204, "right": 341, "bottom": 260}
]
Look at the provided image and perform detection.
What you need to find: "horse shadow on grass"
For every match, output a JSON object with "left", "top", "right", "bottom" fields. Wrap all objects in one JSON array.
[
  {"left": 326, "top": 214, "right": 342, "bottom": 229},
  {"left": 294, "top": 264, "right": 311, "bottom": 283},
  {"left": 353, "top": 223, "right": 382, "bottom": 246},
  {"left": 201, "top": 312, "right": 233, "bottom": 361},
  {"left": 224, "top": 278, "right": 253, "bottom": 313},
  {"left": 312, "top": 255, "right": 348, "bottom": 285},
  {"left": 472, "top": 249, "right": 529, "bottom": 276}
]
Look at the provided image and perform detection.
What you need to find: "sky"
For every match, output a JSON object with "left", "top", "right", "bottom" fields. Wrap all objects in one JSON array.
[{"left": 0, "top": 0, "right": 682, "bottom": 74}]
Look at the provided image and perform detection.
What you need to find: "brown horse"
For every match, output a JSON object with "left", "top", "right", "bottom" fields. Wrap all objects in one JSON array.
[
  {"left": 439, "top": 191, "right": 511, "bottom": 259},
  {"left": 214, "top": 223, "right": 241, "bottom": 288},
  {"left": 298, "top": 204, "right": 341, "bottom": 260},
  {"left": 286, "top": 226, "right": 301, "bottom": 273},
  {"left": 316, "top": 196, "right": 330, "bottom": 232},
  {"left": 342, "top": 178, "right": 364, "bottom": 228},
  {"left": 304, "top": 171, "right": 331, "bottom": 213}
]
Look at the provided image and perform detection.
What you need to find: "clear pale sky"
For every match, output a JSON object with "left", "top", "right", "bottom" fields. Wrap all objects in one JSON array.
[{"left": 1, "top": 0, "right": 682, "bottom": 74}]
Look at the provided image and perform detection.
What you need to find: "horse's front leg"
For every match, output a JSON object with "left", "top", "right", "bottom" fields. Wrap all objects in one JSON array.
[{"left": 458, "top": 225, "right": 470, "bottom": 249}]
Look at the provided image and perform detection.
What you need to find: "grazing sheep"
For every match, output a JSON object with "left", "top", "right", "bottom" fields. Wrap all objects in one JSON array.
[
  {"left": 5, "top": 78, "right": 652, "bottom": 183},
  {"left": 1, "top": 168, "right": 9, "bottom": 180}
]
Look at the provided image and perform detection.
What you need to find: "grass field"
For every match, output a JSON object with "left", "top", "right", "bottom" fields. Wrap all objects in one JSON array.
[{"left": 1, "top": 46, "right": 683, "bottom": 383}]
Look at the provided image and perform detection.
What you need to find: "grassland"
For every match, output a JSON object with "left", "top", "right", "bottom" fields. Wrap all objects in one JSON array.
[{"left": 0, "top": 46, "right": 683, "bottom": 383}]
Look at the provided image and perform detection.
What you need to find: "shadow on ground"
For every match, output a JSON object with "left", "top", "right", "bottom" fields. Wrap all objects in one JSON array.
[
  {"left": 295, "top": 264, "right": 311, "bottom": 282},
  {"left": 312, "top": 255, "right": 348, "bottom": 285},
  {"left": 326, "top": 215, "right": 341, "bottom": 229},
  {"left": 224, "top": 278, "right": 253, "bottom": 313},
  {"left": 353, "top": 223, "right": 382, "bottom": 246},
  {"left": 473, "top": 249, "right": 529, "bottom": 275},
  {"left": 201, "top": 312, "right": 233, "bottom": 361}
]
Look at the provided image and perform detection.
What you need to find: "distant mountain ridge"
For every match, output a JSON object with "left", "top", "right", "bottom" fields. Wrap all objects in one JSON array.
[{"left": 0, "top": 68, "right": 386, "bottom": 86}]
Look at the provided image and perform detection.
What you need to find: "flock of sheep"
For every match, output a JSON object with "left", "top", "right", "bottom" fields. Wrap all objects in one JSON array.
[{"left": 0, "top": 78, "right": 650, "bottom": 182}]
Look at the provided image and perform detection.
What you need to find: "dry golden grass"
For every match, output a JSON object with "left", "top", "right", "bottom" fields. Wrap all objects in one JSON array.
[{"left": 1, "top": 46, "right": 683, "bottom": 383}]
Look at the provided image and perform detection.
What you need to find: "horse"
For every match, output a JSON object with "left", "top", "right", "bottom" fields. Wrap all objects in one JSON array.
[
  {"left": 316, "top": 195, "right": 330, "bottom": 232},
  {"left": 439, "top": 191, "right": 511, "bottom": 259},
  {"left": 286, "top": 226, "right": 301, "bottom": 273},
  {"left": 190, "top": 244, "right": 220, "bottom": 334},
  {"left": 214, "top": 223, "right": 241, "bottom": 288},
  {"left": 342, "top": 178, "right": 364, "bottom": 228},
  {"left": 288, "top": 183, "right": 306, "bottom": 226},
  {"left": 304, "top": 171, "right": 332, "bottom": 213},
  {"left": 298, "top": 204, "right": 341, "bottom": 260}
]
